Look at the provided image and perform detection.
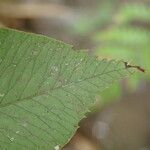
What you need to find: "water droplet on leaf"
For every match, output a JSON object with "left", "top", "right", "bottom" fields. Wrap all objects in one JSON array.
[
  {"left": 10, "top": 137, "right": 15, "bottom": 142},
  {"left": 16, "top": 131, "right": 20, "bottom": 134},
  {"left": 54, "top": 145, "right": 60, "bottom": 150},
  {"left": 13, "top": 64, "right": 17, "bottom": 67},
  {"left": 0, "top": 93, "right": 5, "bottom": 97}
]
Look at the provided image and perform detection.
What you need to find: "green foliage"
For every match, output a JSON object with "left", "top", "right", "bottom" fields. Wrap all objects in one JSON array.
[
  {"left": 0, "top": 28, "right": 132, "bottom": 149},
  {"left": 116, "top": 3, "right": 150, "bottom": 23}
]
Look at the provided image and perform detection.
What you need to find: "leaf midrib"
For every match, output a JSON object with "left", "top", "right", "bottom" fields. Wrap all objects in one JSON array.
[{"left": 0, "top": 66, "right": 129, "bottom": 108}]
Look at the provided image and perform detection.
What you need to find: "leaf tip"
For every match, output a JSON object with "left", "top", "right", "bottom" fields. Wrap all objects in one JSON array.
[{"left": 124, "top": 61, "right": 145, "bottom": 73}]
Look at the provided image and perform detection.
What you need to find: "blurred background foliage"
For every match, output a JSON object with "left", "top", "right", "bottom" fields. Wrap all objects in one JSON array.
[{"left": 0, "top": 0, "right": 150, "bottom": 149}]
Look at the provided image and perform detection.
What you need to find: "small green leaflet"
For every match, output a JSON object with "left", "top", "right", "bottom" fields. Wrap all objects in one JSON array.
[{"left": 0, "top": 28, "right": 132, "bottom": 150}]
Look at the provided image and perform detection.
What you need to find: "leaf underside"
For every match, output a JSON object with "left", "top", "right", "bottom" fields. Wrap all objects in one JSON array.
[{"left": 0, "top": 28, "right": 132, "bottom": 150}]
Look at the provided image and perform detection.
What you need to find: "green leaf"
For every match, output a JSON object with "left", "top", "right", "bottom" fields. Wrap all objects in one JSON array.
[{"left": 0, "top": 28, "right": 132, "bottom": 150}]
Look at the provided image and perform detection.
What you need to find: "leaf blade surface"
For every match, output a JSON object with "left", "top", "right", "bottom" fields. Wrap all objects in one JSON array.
[{"left": 0, "top": 28, "right": 132, "bottom": 149}]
